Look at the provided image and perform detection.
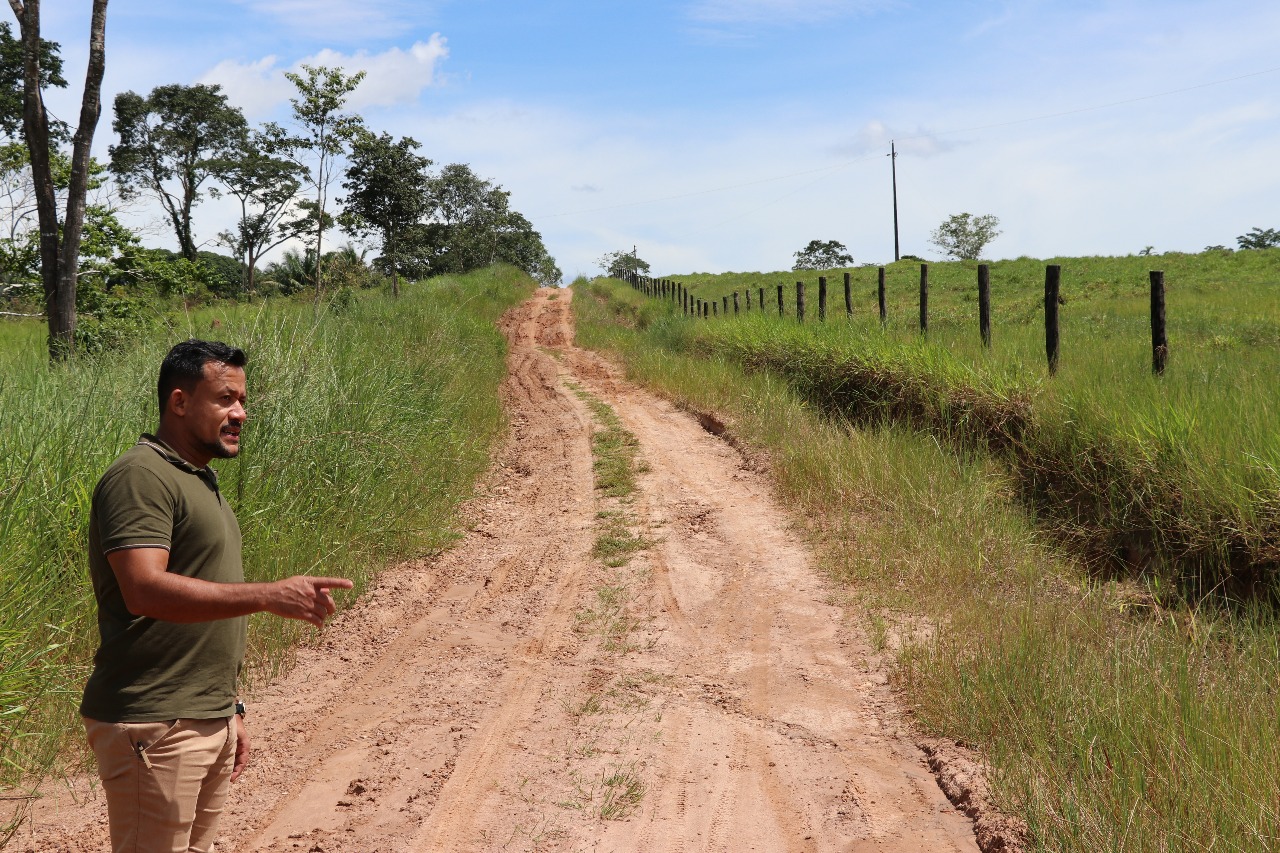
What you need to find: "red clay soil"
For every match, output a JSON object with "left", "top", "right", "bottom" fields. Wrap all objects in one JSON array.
[{"left": 12, "top": 288, "right": 1019, "bottom": 852}]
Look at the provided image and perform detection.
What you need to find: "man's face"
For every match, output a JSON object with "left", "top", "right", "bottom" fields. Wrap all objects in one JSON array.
[{"left": 186, "top": 362, "right": 248, "bottom": 460}]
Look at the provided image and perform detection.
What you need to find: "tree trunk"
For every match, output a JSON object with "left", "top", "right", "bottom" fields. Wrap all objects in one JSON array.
[
  {"left": 11, "top": 0, "right": 108, "bottom": 360},
  {"left": 389, "top": 232, "right": 399, "bottom": 298}
]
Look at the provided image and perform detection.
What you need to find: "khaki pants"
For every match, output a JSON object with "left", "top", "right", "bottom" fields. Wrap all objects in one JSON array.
[{"left": 84, "top": 716, "right": 234, "bottom": 853}]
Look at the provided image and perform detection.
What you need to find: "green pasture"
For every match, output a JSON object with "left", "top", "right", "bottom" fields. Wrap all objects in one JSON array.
[{"left": 618, "top": 249, "right": 1280, "bottom": 598}]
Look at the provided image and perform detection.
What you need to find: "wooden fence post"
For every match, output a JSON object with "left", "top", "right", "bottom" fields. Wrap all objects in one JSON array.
[
  {"left": 1151, "top": 271, "right": 1168, "bottom": 375},
  {"left": 1045, "top": 264, "right": 1061, "bottom": 375},
  {"left": 878, "top": 266, "right": 886, "bottom": 325},
  {"left": 722, "top": 295, "right": 728, "bottom": 315},
  {"left": 919, "top": 263, "right": 929, "bottom": 335},
  {"left": 777, "top": 283, "right": 784, "bottom": 316},
  {"left": 712, "top": 301, "right": 718, "bottom": 317},
  {"left": 797, "top": 280, "right": 806, "bottom": 323},
  {"left": 818, "top": 276, "right": 827, "bottom": 322},
  {"left": 759, "top": 288, "right": 765, "bottom": 312},
  {"left": 844, "top": 272, "right": 852, "bottom": 318},
  {"left": 745, "top": 288, "right": 751, "bottom": 311},
  {"left": 733, "top": 291, "right": 740, "bottom": 315},
  {"left": 978, "top": 264, "right": 991, "bottom": 349}
]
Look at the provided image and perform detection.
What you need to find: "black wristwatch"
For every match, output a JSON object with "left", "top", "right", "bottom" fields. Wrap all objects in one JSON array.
[{"left": 234, "top": 700, "right": 247, "bottom": 718}]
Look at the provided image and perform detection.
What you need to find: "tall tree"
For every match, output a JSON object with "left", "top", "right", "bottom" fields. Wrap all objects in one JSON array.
[
  {"left": 269, "top": 64, "right": 365, "bottom": 293},
  {"left": 8, "top": 0, "right": 108, "bottom": 359},
  {"left": 109, "top": 84, "right": 245, "bottom": 261},
  {"left": 413, "top": 162, "right": 558, "bottom": 282},
  {"left": 0, "top": 19, "right": 62, "bottom": 138},
  {"left": 212, "top": 128, "right": 305, "bottom": 293},
  {"left": 341, "top": 130, "right": 430, "bottom": 297}
]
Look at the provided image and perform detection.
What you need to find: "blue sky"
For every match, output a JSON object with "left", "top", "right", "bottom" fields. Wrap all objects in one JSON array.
[{"left": 33, "top": 0, "right": 1280, "bottom": 279}]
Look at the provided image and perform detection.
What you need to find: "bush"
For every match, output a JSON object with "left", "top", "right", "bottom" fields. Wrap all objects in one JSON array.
[{"left": 196, "top": 251, "right": 248, "bottom": 299}]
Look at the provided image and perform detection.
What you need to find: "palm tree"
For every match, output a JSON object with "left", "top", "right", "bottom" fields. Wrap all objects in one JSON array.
[{"left": 262, "top": 248, "right": 316, "bottom": 294}]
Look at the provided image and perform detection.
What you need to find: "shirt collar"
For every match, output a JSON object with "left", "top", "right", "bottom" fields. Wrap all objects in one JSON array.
[{"left": 137, "top": 433, "right": 219, "bottom": 486}]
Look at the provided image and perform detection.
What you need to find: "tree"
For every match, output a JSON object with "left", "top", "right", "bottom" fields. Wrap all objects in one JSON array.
[
  {"left": 2, "top": 143, "right": 135, "bottom": 288},
  {"left": 0, "top": 19, "right": 62, "bottom": 138},
  {"left": 212, "top": 128, "right": 305, "bottom": 294},
  {"left": 792, "top": 239, "right": 853, "bottom": 270},
  {"left": 929, "top": 213, "right": 1001, "bottom": 261},
  {"left": 407, "top": 162, "right": 559, "bottom": 284},
  {"left": 109, "top": 83, "right": 246, "bottom": 261},
  {"left": 269, "top": 64, "right": 366, "bottom": 293},
  {"left": 598, "top": 249, "right": 649, "bottom": 279},
  {"left": 261, "top": 247, "right": 316, "bottom": 295},
  {"left": 8, "top": 0, "right": 109, "bottom": 359},
  {"left": 341, "top": 131, "right": 431, "bottom": 297},
  {"left": 1236, "top": 227, "right": 1280, "bottom": 251},
  {"left": 530, "top": 250, "right": 563, "bottom": 288}
]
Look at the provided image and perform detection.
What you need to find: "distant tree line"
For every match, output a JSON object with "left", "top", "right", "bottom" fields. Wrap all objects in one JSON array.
[{"left": 2, "top": 8, "right": 560, "bottom": 358}]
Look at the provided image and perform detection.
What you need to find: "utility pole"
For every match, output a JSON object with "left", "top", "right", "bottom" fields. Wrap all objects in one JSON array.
[{"left": 889, "top": 141, "right": 901, "bottom": 262}]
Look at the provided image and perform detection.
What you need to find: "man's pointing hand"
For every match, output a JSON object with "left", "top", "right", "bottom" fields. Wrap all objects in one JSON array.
[{"left": 267, "top": 576, "right": 355, "bottom": 627}]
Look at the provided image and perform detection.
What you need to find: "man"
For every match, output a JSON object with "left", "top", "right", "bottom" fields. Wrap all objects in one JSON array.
[{"left": 81, "top": 339, "right": 353, "bottom": 853}]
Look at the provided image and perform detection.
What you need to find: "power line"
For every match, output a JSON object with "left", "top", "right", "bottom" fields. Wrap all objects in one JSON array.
[{"left": 537, "top": 63, "right": 1280, "bottom": 223}]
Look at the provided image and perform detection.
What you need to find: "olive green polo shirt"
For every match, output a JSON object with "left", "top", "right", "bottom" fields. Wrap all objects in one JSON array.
[{"left": 80, "top": 434, "right": 247, "bottom": 722}]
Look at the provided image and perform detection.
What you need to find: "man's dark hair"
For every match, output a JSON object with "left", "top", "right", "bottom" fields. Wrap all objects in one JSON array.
[{"left": 158, "top": 339, "right": 247, "bottom": 416}]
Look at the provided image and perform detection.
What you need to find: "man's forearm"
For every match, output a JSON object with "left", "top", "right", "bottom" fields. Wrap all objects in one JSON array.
[
  {"left": 123, "top": 571, "right": 274, "bottom": 623},
  {"left": 108, "top": 549, "right": 351, "bottom": 626}
]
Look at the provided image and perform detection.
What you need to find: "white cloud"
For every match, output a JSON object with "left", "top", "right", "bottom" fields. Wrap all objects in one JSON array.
[
  {"left": 197, "top": 36, "right": 450, "bottom": 120},
  {"left": 831, "top": 120, "right": 958, "bottom": 158},
  {"left": 309, "top": 36, "right": 450, "bottom": 109},
  {"left": 198, "top": 56, "right": 294, "bottom": 120}
]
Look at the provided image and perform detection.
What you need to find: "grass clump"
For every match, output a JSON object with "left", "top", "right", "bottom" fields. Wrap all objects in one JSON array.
[
  {"left": 568, "top": 382, "right": 652, "bottom": 655},
  {"left": 568, "top": 383, "right": 643, "bottom": 498},
  {"left": 592, "top": 511, "right": 652, "bottom": 568},
  {"left": 0, "top": 266, "right": 535, "bottom": 812},
  {"left": 574, "top": 272, "right": 1280, "bottom": 853}
]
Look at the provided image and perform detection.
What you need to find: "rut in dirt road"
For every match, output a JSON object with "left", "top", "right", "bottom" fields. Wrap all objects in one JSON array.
[{"left": 14, "top": 288, "right": 984, "bottom": 853}]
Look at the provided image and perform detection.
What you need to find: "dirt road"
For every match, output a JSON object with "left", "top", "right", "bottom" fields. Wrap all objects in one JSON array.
[{"left": 19, "top": 288, "right": 986, "bottom": 852}]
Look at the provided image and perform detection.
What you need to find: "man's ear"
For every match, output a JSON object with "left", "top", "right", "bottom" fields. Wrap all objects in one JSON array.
[{"left": 166, "top": 388, "right": 188, "bottom": 418}]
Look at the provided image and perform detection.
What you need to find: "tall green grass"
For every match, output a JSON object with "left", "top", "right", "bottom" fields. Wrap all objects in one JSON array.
[
  {"left": 618, "top": 251, "right": 1280, "bottom": 599},
  {"left": 0, "top": 267, "right": 533, "bottom": 802},
  {"left": 573, "top": 274, "right": 1280, "bottom": 852}
]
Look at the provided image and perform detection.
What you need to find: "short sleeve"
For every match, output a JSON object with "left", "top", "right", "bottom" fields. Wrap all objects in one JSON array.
[{"left": 94, "top": 463, "right": 175, "bottom": 553}]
